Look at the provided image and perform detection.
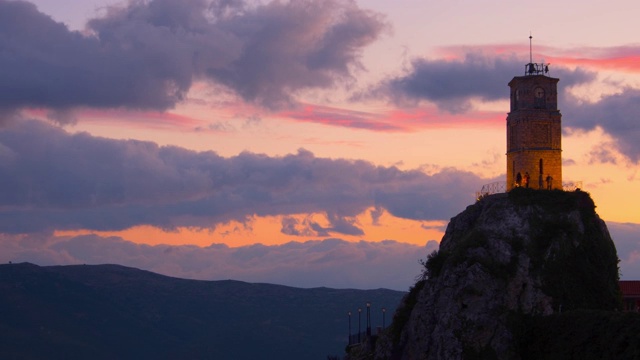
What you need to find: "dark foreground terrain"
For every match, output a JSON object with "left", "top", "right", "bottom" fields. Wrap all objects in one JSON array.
[
  {"left": 359, "top": 189, "right": 640, "bottom": 360},
  {"left": 0, "top": 263, "right": 404, "bottom": 359}
]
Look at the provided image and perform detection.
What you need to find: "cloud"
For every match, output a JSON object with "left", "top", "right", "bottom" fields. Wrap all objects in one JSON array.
[
  {"left": 376, "top": 48, "right": 640, "bottom": 163},
  {"left": 3, "top": 218, "right": 639, "bottom": 291},
  {"left": 562, "top": 89, "right": 640, "bottom": 163},
  {"left": 278, "top": 104, "right": 505, "bottom": 133},
  {"left": 586, "top": 142, "right": 619, "bottom": 165},
  {"left": 278, "top": 104, "right": 406, "bottom": 132},
  {"left": 280, "top": 217, "right": 309, "bottom": 236},
  {"left": 0, "top": 0, "right": 386, "bottom": 112},
  {"left": 0, "top": 233, "right": 438, "bottom": 290},
  {"left": 546, "top": 45, "right": 640, "bottom": 73},
  {"left": 370, "top": 206, "right": 384, "bottom": 225},
  {"left": 280, "top": 213, "right": 364, "bottom": 237},
  {"left": 4, "top": 219, "right": 639, "bottom": 290},
  {"left": 0, "top": 119, "right": 485, "bottom": 234},
  {"left": 383, "top": 54, "right": 520, "bottom": 113},
  {"left": 377, "top": 52, "right": 596, "bottom": 113},
  {"left": 608, "top": 222, "right": 640, "bottom": 280}
]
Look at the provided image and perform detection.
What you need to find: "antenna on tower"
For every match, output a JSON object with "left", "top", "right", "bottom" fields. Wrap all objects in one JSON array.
[
  {"left": 529, "top": 33, "right": 533, "bottom": 64},
  {"left": 524, "top": 33, "right": 548, "bottom": 76}
]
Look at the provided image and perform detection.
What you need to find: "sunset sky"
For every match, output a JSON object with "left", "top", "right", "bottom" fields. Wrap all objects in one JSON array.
[{"left": 1, "top": 0, "right": 639, "bottom": 290}]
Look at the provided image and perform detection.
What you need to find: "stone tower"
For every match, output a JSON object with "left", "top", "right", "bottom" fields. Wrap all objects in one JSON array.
[{"left": 506, "top": 61, "right": 562, "bottom": 191}]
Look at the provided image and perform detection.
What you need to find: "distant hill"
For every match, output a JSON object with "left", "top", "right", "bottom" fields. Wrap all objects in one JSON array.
[{"left": 0, "top": 262, "right": 405, "bottom": 359}]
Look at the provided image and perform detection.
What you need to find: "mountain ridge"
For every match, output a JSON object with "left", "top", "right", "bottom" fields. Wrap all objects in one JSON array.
[{"left": 0, "top": 262, "right": 405, "bottom": 359}]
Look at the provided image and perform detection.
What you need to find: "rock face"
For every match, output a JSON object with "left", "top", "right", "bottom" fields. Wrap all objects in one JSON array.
[{"left": 373, "top": 189, "right": 620, "bottom": 360}]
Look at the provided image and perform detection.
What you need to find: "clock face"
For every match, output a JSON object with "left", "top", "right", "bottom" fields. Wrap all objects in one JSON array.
[{"left": 534, "top": 87, "right": 545, "bottom": 99}]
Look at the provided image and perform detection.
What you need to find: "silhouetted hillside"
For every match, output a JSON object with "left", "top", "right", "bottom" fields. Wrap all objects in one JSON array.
[{"left": 0, "top": 263, "right": 404, "bottom": 359}]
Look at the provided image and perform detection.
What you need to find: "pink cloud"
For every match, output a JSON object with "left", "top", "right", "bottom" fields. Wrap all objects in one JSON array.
[
  {"left": 278, "top": 104, "right": 503, "bottom": 132},
  {"left": 546, "top": 54, "right": 640, "bottom": 73},
  {"left": 79, "top": 109, "right": 205, "bottom": 129},
  {"left": 24, "top": 108, "right": 205, "bottom": 130},
  {"left": 278, "top": 104, "right": 407, "bottom": 132},
  {"left": 384, "top": 108, "right": 503, "bottom": 129},
  {"left": 439, "top": 43, "right": 640, "bottom": 73}
]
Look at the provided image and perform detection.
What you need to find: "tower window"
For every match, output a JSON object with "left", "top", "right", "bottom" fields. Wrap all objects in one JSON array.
[
  {"left": 534, "top": 87, "right": 546, "bottom": 109},
  {"left": 539, "top": 159, "right": 543, "bottom": 175}
]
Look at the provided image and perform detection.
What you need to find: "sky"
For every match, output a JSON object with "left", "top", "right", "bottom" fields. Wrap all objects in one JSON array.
[{"left": 1, "top": 0, "right": 639, "bottom": 290}]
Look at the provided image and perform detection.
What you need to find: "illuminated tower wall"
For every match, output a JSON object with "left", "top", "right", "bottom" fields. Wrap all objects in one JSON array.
[{"left": 506, "top": 64, "right": 562, "bottom": 191}]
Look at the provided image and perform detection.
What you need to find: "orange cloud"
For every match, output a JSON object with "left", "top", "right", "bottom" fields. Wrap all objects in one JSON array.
[{"left": 55, "top": 208, "right": 445, "bottom": 248}]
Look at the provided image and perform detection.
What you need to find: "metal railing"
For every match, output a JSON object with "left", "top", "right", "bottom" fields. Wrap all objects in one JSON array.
[
  {"left": 475, "top": 181, "right": 507, "bottom": 200},
  {"left": 476, "top": 180, "right": 583, "bottom": 200},
  {"left": 524, "top": 62, "right": 550, "bottom": 76},
  {"left": 348, "top": 332, "right": 367, "bottom": 346},
  {"left": 348, "top": 327, "right": 387, "bottom": 347}
]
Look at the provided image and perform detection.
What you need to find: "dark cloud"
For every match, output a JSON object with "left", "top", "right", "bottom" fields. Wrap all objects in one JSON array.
[
  {"left": 383, "top": 54, "right": 521, "bottom": 113},
  {"left": 373, "top": 167, "right": 484, "bottom": 221},
  {"left": 369, "top": 206, "right": 384, "bottom": 225},
  {"left": 280, "top": 217, "right": 305, "bottom": 236},
  {"left": 379, "top": 53, "right": 595, "bottom": 113},
  {"left": 0, "top": 0, "right": 385, "bottom": 112},
  {"left": 280, "top": 216, "right": 332, "bottom": 237},
  {"left": 202, "top": 0, "right": 387, "bottom": 108},
  {"left": 0, "top": 120, "right": 484, "bottom": 234},
  {"left": 379, "top": 51, "right": 640, "bottom": 162},
  {"left": 0, "top": 0, "right": 184, "bottom": 112},
  {"left": 309, "top": 222, "right": 331, "bottom": 237},
  {"left": 315, "top": 212, "right": 364, "bottom": 236},
  {"left": 562, "top": 89, "right": 640, "bottom": 163},
  {"left": 0, "top": 233, "right": 438, "bottom": 290},
  {"left": 281, "top": 215, "right": 363, "bottom": 237}
]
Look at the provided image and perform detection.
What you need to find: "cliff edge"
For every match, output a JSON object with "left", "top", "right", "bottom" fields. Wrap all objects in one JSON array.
[{"left": 367, "top": 188, "right": 624, "bottom": 359}]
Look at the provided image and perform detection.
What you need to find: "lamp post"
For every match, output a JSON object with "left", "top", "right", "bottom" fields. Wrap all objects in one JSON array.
[
  {"left": 348, "top": 311, "right": 352, "bottom": 345},
  {"left": 382, "top": 307, "right": 386, "bottom": 329},
  {"left": 358, "top": 308, "right": 362, "bottom": 343},
  {"left": 366, "top": 302, "right": 371, "bottom": 337}
]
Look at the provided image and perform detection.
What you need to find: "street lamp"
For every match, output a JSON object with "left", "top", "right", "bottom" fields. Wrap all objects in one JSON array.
[
  {"left": 366, "top": 302, "right": 371, "bottom": 336},
  {"left": 348, "top": 311, "right": 352, "bottom": 345},
  {"left": 382, "top": 308, "right": 386, "bottom": 328},
  {"left": 358, "top": 308, "right": 362, "bottom": 343}
]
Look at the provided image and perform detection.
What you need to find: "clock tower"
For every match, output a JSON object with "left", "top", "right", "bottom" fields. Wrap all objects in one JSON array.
[{"left": 506, "top": 61, "right": 562, "bottom": 191}]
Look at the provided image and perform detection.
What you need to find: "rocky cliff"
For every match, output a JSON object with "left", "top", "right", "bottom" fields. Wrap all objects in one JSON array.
[{"left": 367, "top": 188, "right": 622, "bottom": 360}]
